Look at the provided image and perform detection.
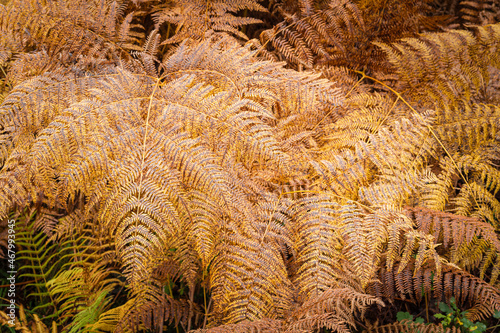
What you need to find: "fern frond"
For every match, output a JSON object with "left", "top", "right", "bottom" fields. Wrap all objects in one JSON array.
[
  {"left": 420, "top": 149, "right": 500, "bottom": 230},
  {"left": 375, "top": 23, "right": 500, "bottom": 108},
  {"left": 210, "top": 216, "right": 292, "bottom": 324},
  {"left": 356, "top": 111, "right": 438, "bottom": 207},
  {"left": 339, "top": 204, "right": 431, "bottom": 287},
  {"left": 368, "top": 259, "right": 500, "bottom": 321},
  {"left": 193, "top": 286, "right": 383, "bottom": 333},
  {"left": 405, "top": 206, "right": 500, "bottom": 255},
  {"left": 47, "top": 263, "right": 120, "bottom": 332},
  {"left": 261, "top": 0, "right": 368, "bottom": 69},
  {"left": 364, "top": 320, "right": 460, "bottom": 333},
  {"left": 1, "top": 39, "right": 349, "bottom": 327},
  {"left": 309, "top": 150, "right": 369, "bottom": 199},
  {"left": 152, "top": 0, "right": 266, "bottom": 44},
  {"left": 321, "top": 93, "right": 409, "bottom": 151},
  {"left": 0, "top": 0, "right": 141, "bottom": 81},
  {"left": 190, "top": 318, "right": 283, "bottom": 333},
  {"left": 434, "top": 103, "right": 500, "bottom": 152},
  {"left": 16, "top": 210, "right": 62, "bottom": 319},
  {"left": 288, "top": 194, "right": 344, "bottom": 299},
  {"left": 285, "top": 286, "right": 384, "bottom": 333},
  {"left": 405, "top": 206, "right": 500, "bottom": 283}
]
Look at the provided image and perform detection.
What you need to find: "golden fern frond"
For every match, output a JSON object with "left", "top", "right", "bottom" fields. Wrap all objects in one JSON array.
[
  {"left": 4, "top": 51, "right": 73, "bottom": 87},
  {"left": 155, "top": 74, "right": 289, "bottom": 171},
  {"left": 190, "top": 318, "right": 283, "bottom": 333},
  {"left": 152, "top": 0, "right": 266, "bottom": 44},
  {"left": 413, "top": 92, "right": 500, "bottom": 229},
  {"left": 210, "top": 223, "right": 293, "bottom": 324},
  {"left": 375, "top": 23, "right": 500, "bottom": 108},
  {"left": 320, "top": 92, "right": 410, "bottom": 151},
  {"left": 288, "top": 194, "right": 345, "bottom": 299},
  {"left": 2, "top": 43, "right": 346, "bottom": 327},
  {"left": 356, "top": 111, "right": 438, "bottom": 207},
  {"left": 309, "top": 150, "right": 369, "bottom": 199},
  {"left": 453, "top": 181, "right": 500, "bottom": 228},
  {"left": 159, "top": 36, "right": 343, "bottom": 189},
  {"left": 338, "top": 204, "right": 437, "bottom": 287},
  {"left": 420, "top": 149, "right": 500, "bottom": 229},
  {"left": 160, "top": 37, "right": 343, "bottom": 125},
  {"left": 193, "top": 286, "right": 383, "bottom": 333},
  {"left": 434, "top": 103, "right": 500, "bottom": 152}
]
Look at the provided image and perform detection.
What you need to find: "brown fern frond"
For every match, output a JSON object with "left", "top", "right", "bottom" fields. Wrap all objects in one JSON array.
[
  {"left": 285, "top": 286, "right": 384, "bottom": 333},
  {"left": 261, "top": 0, "right": 369, "bottom": 70},
  {"left": 263, "top": 0, "right": 442, "bottom": 71},
  {"left": 363, "top": 319, "right": 460, "bottom": 333},
  {"left": 458, "top": 0, "right": 498, "bottom": 26},
  {"left": 368, "top": 259, "right": 500, "bottom": 321},
  {"left": 93, "top": 291, "right": 194, "bottom": 333},
  {"left": 0, "top": 0, "right": 142, "bottom": 80},
  {"left": 405, "top": 206, "right": 500, "bottom": 253},
  {"left": 404, "top": 206, "right": 500, "bottom": 283},
  {"left": 152, "top": 0, "right": 266, "bottom": 44}
]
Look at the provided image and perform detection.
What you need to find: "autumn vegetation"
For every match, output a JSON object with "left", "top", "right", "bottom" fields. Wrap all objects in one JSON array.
[{"left": 0, "top": 0, "right": 499, "bottom": 332}]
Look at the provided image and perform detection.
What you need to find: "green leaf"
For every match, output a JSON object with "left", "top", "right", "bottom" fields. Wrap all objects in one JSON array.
[
  {"left": 439, "top": 301, "right": 452, "bottom": 314},
  {"left": 415, "top": 317, "right": 425, "bottom": 324},
  {"left": 462, "top": 318, "right": 473, "bottom": 328},
  {"left": 450, "top": 297, "right": 458, "bottom": 311},
  {"left": 397, "top": 311, "right": 413, "bottom": 322},
  {"left": 494, "top": 310, "right": 500, "bottom": 319}
]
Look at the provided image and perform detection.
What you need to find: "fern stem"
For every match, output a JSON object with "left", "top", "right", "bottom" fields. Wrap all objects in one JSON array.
[
  {"left": 425, "top": 291, "right": 429, "bottom": 323},
  {"left": 0, "top": 65, "right": 12, "bottom": 92},
  {"left": 203, "top": 269, "right": 208, "bottom": 329},
  {"left": 166, "top": 278, "right": 180, "bottom": 333}
]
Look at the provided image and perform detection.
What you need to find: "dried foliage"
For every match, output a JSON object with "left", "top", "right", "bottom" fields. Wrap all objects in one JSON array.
[{"left": 0, "top": 0, "right": 499, "bottom": 332}]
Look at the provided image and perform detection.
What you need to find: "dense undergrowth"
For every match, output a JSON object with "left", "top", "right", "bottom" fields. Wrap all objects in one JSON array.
[{"left": 0, "top": 0, "right": 499, "bottom": 332}]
